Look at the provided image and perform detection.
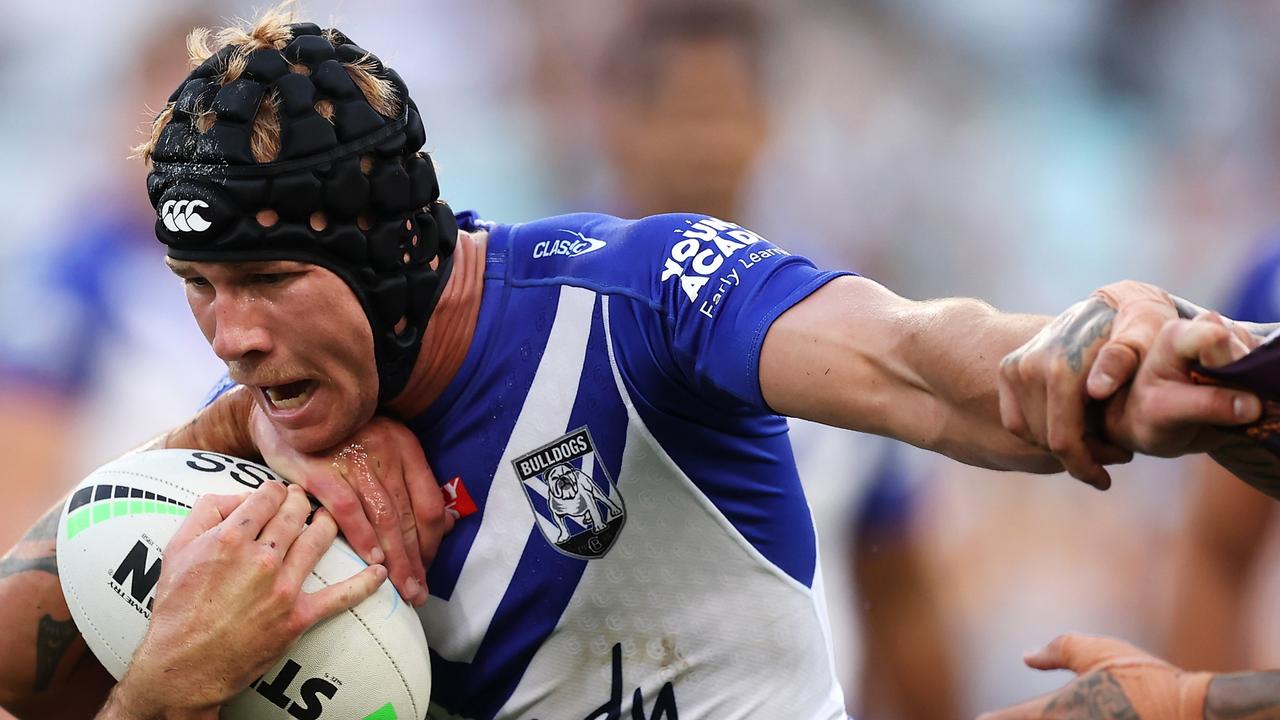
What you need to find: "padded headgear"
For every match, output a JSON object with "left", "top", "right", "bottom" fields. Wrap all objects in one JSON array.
[{"left": 146, "top": 23, "right": 456, "bottom": 403}]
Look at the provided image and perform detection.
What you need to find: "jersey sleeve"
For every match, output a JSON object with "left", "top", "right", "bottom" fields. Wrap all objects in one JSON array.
[
  {"left": 651, "top": 215, "right": 854, "bottom": 410},
  {"left": 200, "top": 373, "right": 239, "bottom": 408}
]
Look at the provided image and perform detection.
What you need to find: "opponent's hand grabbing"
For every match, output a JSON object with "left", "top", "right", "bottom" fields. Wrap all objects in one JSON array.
[
  {"left": 978, "top": 634, "right": 1211, "bottom": 720},
  {"left": 998, "top": 281, "right": 1180, "bottom": 488},
  {"left": 100, "top": 483, "right": 386, "bottom": 719},
  {"left": 1102, "top": 313, "right": 1262, "bottom": 458},
  {"left": 250, "top": 409, "right": 453, "bottom": 607}
]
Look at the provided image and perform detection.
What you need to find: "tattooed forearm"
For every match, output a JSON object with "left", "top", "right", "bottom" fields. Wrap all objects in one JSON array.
[
  {"left": 1206, "top": 671, "right": 1280, "bottom": 720},
  {"left": 33, "top": 614, "right": 77, "bottom": 692},
  {"left": 0, "top": 505, "right": 62, "bottom": 580},
  {"left": 20, "top": 506, "right": 60, "bottom": 544},
  {"left": 0, "top": 555, "right": 58, "bottom": 578},
  {"left": 1042, "top": 671, "right": 1141, "bottom": 720}
]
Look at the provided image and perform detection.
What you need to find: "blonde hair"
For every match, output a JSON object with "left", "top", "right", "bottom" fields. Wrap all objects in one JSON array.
[{"left": 133, "top": 1, "right": 401, "bottom": 165}]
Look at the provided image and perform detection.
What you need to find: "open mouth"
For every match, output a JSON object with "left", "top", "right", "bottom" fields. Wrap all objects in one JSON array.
[{"left": 262, "top": 380, "right": 316, "bottom": 411}]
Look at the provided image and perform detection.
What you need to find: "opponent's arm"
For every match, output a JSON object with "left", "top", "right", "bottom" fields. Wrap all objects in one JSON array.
[
  {"left": 760, "top": 276, "right": 1072, "bottom": 474},
  {"left": 762, "top": 277, "right": 1265, "bottom": 483},
  {"left": 979, "top": 633, "right": 1280, "bottom": 720},
  {"left": 0, "top": 504, "right": 115, "bottom": 719},
  {"left": 134, "top": 384, "right": 444, "bottom": 606}
]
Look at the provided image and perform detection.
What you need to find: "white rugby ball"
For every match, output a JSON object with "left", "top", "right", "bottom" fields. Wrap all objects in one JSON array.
[{"left": 57, "top": 448, "right": 431, "bottom": 720}]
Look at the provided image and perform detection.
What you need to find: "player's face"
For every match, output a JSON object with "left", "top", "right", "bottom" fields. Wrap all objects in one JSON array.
[{"left": 167, "top": 258, "right": 378, "bottom": 452}]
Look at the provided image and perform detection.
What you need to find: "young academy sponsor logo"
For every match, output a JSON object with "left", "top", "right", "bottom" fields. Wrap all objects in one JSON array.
[
  {"left": 513, "top": 427, "right": 625, "bottom": 559},
  {"left": 660, "top": 216, "right": 789, "bottom": 318},
  {"left": 534, "top": 230, "right": 608, "bottom": 259}
]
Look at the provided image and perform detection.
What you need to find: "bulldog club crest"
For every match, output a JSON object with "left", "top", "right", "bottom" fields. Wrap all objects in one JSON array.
[{"left": 513, "top": 427, "right": 625, "bottom": 559}]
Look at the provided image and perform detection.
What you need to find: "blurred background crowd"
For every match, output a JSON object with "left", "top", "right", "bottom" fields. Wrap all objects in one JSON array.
[{"left": 5, "top": 1, "right": 1280, "bottom": 718}]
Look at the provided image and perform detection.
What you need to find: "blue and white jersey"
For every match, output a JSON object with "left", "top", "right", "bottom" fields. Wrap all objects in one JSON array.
[{"left": 408, "top": 212, "right": 852, "bottom": 719}]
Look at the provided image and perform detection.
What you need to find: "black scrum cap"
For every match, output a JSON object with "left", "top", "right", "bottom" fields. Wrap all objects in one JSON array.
[{"left": 147, "top": 23, "right": 456, "bottom": 403}]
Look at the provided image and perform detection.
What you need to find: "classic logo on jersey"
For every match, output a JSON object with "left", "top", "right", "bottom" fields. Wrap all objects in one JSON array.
[
  {"left": 160, "top": 199, "right": 213, "bottom": 233},
  {"left": 513, "top": 426, "right": 625, "bottom": 559},
  {"left": 534, "top": 230, "right": 608, "bottom": 260}
]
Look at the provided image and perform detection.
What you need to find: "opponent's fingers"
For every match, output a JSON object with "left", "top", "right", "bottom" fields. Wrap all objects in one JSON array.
[
  {"left": 1190, "top": 313, "right": 1254, "bottom": 369},
  {"left": 304, "top": 470, "right": 385, "bottom": 566},
  {"left": 1151, "top": 317, "right": 1233, "bottom": 376},
  {"left": 351, "top": 467, "right": 422, "bottom": 606},
  {"left": 1044, "top": 364, "right": 1111, "bottom": 489},
  {"left": 217, "top": 481, "right": 288, "bottom": 544},
  {"left": 1024, "top": 633, "right": 1149, "bottom": 674},
  {"left": 375, "top": 453, "right": 427, "bottom": 594},
  {"left": 1083, "top": 436, "right": 1134, "bottom": 467},
  {"left": 1190, "top": 313, "right": 1240, "bottom": 370},
  {"left": 257, "top": 484, "right": 313, "bottom": 558},
  {"left": 300, "top": 563, "right": 388, "bottom": 628},
  {"left": 280, "top": 507, "right": 339, "bottom": 590},
  {"left": 997, "top": 366, "right": 1033, "bottom": 443},
  {"left": 1087, "top": 342, "right": 1141, "bottom": 399},
  {"left": 1144, "top": 383, "right": 1261, "bottom": 430},
  {"left": 999, "top": 358, "right": 1050, "bottom": 448},
  {"left": 400, "top": 440, "right": 453, "bottom": 571},
  {"left": 1228, "top": 321, "right": 1263, "bottom": 353},
  {"left": 1086, "top": 286, "right": 1177, "bottom": 396},
  {"left": 168, "top": 493, "right": 247, "bottom": 554}
]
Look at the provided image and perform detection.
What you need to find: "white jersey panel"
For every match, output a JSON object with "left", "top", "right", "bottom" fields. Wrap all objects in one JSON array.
[{"left": 492, "top": 296, "right": 845, "bottom": 720}]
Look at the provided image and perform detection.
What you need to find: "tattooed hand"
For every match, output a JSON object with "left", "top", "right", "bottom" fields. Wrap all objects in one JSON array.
[
  {"left": 979, "top": 634, "right": 1211, "bottom": 720},
  {"left": 998, "top": 281, "right": 1178, "bottom": 489},
  {"left": 0, "top": 504, "right": 114, "bottom": 718}
]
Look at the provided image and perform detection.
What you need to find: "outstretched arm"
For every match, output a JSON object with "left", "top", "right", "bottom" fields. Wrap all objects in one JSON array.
[
  {"left": 761, "top": 276, "right": 1060, "bottom": 473},
  {"left": 760, "top": 277, "right": 1260, "bottom": 482}
]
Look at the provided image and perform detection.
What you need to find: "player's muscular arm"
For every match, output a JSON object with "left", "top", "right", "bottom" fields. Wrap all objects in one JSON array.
[
  {"left": 760, "top": 276, "right": 1060, "bottom": 473},
  {"left": 0, "top": 505, "right": 114, "bottom": 719}
]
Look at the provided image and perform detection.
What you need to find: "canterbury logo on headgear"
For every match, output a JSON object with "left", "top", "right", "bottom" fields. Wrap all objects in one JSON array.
[{"left": 160, "top": 200, "right": 212, "bottom": 233}]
